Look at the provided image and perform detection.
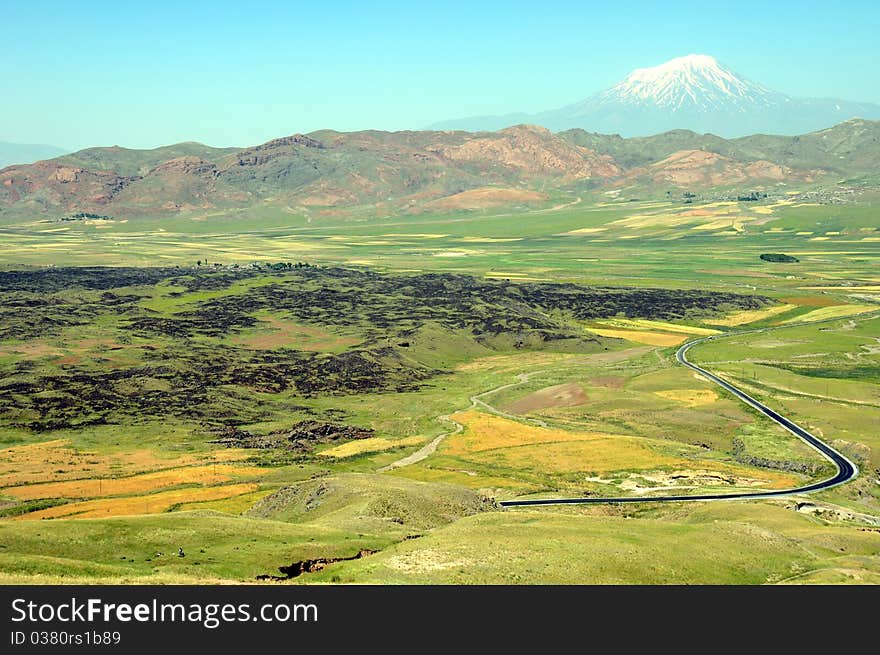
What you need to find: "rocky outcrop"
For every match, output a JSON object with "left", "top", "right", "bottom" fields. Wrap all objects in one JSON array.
[
  {"left": 211, "top": 420, "right": 374, "bottom": 452},
  {"left": 232, "top": 134, "right": 326, "bottom": 167},
  {"left": 632, "top": 149, "right": 802, "bottom": 186},
  {"left": 434, "top": 124, "right": 622, "bottom": 180},
  {"left": 0, "top": 162, "right": 136, "bottom": 209},
  {"left": 731, "top": 437, "right": 823, "bottom": 475},
  {"left": 148, "top": 156, "right": 218, "bottom": 176},
  {"left": 251, "top": 134, "right": 325, "bottom": 151},
  {"left": 257, "top": 549, "right": 376, "bottom": 580}
]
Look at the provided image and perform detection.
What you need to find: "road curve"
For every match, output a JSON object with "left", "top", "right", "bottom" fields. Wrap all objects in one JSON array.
[{"left": 500, "top": 326, "right": 861, "bottom": 507}]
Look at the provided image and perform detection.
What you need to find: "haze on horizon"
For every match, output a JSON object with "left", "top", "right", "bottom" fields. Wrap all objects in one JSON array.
[{"left": 3, "top": 0, "right": 879, "bottom": 151}]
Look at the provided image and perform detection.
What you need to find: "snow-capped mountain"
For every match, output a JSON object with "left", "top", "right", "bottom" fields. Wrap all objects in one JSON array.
[
  {"left": 430, "top": 54, "right": 880, "bottom": 137},
  {"left": 592, "top": 54, "right": 780, "bottom": 112}
]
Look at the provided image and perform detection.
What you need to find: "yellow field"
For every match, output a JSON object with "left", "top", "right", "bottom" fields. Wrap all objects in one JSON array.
[
  {"left": 442, "top": 411, "right": 800, "bottom": 486},
  {"left": 799, "top": 286, "right": 880, "bottom": 292},
  {"left": 318, "top": 435, "right": 425, "bottom": 458},
  {"left": 459, "top": 236, "right": 522, "bottom": 242},
  {"left": 707, "top": 304, "right": 798, "bottom": 326},
  {"left": 3, "top": 464, "right": 261, "bottom": 500},
  {"left": 445, "top": 410, "right": 596, "bottom": 453},
  {"left": 585, "top": 327, "right": 687, "bottom": 346},
  {"left": 654, "top": 389, "right": 719, "bottom": 407},
  {"left": 691, "top": 219, "right": 737, "bottom": 231},
  {"left": 174, "top": 489, "right": 274, "bottom": 514},
  {"left": 791, "top": 252, "right": 867, "bottom": 256},
  {"left": 561, "top": 227, "right": 607, "bottom": 235},
  {"left": 609, "top": 213, "right": 699, "bottom": 229},
  {"left": 432, "top": 249, "right": 484, "bottom": 258},
  {"left": 600, "top": 203, "right": 756, "bottom": 234},
  {"left": 444, "top": 410, "right": 673, "bottom": 472},
  {"left": 475, "top": 439, "right": 679, "bottom": 474},
  {"left": 0, "top": 440, "right": 247, "bottom": 487},
  {"left": 456, "top": 351, "right": 574, "bottom": 373},
  {"left": 598, "top": 318, "right": 720, "bottom": 335},
  {"left": 781, "top": 303, "right": 877, "bottom": 323},
  {"left": 381, "top": 233, "right": 448, "bottom": 239},
  {"left": 457, "top": 348, "right": 654, "bottom": 376},
  {"left": 14, "top": 484, "right": 260, "bottom": 520}
]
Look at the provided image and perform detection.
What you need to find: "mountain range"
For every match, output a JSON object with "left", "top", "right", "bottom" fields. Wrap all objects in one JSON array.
[
  {"left": 429, "top": 55, "right": 880, "bottom": 137},
  {"left": 1, "top": 119, "right": 878, "bottom": 220}
]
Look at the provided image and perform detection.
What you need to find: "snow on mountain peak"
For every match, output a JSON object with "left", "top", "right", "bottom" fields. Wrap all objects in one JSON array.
[
  {"left": 602, "top": 54, "right": 780, "bottom": 112},
  {"left": 644, "top": 54, "right": 722, "bottom": 74}
]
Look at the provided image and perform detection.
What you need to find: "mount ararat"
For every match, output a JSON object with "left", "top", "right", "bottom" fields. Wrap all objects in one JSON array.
[{"left": 430, "top": 54, "right": 880, "bottom": 137}]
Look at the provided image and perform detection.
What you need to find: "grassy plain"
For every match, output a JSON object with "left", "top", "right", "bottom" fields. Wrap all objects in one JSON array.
[
  {"left": 1, "top": 197, "right": 878, "bottom": 297},
  {"left": 0, "top": 194, "right": 877, "bottom": 583},
  {"left": 304, "top": 502, "right": 880, "bottom": 585},
  {"left": 692, "top": 314, "right": 880, "bottom": 478}
]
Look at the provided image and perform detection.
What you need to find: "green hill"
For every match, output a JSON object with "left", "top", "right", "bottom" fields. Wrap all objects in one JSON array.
[{"left": 55, "top": 142, "right": 240, "bottom": 177}]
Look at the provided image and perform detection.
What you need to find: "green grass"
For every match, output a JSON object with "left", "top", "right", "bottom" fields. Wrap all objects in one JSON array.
[
  {"left": 0, "top": 511, "right": 394, "bottom": 583},
  {"left": 3, "top": 198, "right": 879, "bottom": 301},
  {"left": 246, "top": 473, "right": 491, "bottom": 535},
  {"left": 686, "top": 331, "right": 880, "bottom": 452},
  {"left": 302, "top": 502, "right": 880, "bottom": 584},
  {"left": 1, "top": 195, "right": 878, "bottom": 584},
  {"left": 687, "top": 313, "right": 880, "bottom": 513}
]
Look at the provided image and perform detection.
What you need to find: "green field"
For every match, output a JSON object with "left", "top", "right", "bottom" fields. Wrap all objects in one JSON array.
[
  {"left": 303, "top": 502, "right": 880, "bottom": 585},
  {"left": 3, "top": 197, "right": 879, "bottom": 295},
  {"left": 1, "top": 196, "right": 878, "bottom": 584}
]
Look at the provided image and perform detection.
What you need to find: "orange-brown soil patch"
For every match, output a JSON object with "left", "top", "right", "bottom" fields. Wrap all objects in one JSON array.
[{"left": 506, "top": 382, "right": 588, "bottom": 414}]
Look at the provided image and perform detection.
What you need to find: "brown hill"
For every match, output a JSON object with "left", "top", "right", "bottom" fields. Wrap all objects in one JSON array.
[
  {"left": 434, "top": 125, "right": 621, "bottom": 180},
  {"left": 627, "top": 149, "right": 804, "bottom": 186},
  {"left": 421, "top": 187, "right": 548, "bottom": 211},
  {"left": 0, "top": 126, "right": 621, "bottom": 218},
  {"left": 1, "top": 120, "right": 875, "bottom": 220},
  {"left": 0, "top": 162, "right": 134, "bottom": 212}
]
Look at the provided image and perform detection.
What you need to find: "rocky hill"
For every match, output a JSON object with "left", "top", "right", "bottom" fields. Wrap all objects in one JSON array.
[
  {"left": 560, "top": 118, "right": 880, "bottom": 176},
  {"left": 0, "top": 120, "right": 877, "bottom": 220}
]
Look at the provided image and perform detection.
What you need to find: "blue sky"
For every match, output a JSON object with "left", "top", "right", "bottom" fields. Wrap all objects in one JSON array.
[{"left": 2, "top": 0, "right": 878, "bottom": 150}]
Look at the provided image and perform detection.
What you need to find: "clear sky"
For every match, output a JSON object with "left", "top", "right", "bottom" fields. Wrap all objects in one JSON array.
[{"left": 3, "top": 0, "right": 878, "bottom": 150}]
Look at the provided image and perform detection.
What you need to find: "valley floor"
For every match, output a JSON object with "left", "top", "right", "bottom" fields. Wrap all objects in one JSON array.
[{"left": 0, "top": 196, "right": 878, "bottom": 584}]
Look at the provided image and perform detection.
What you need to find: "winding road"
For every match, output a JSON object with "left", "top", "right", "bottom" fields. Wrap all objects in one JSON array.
[
  {"left": 500, "top": 327, "right": 862, "bottom": 507},
  {"left": 380, "top": 313, "right": 873, "bottom": 505}
]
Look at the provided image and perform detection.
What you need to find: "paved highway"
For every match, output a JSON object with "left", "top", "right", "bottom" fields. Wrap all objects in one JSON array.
[{"left": 500, "top": 328, "right": 860, "bottom": 507}]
